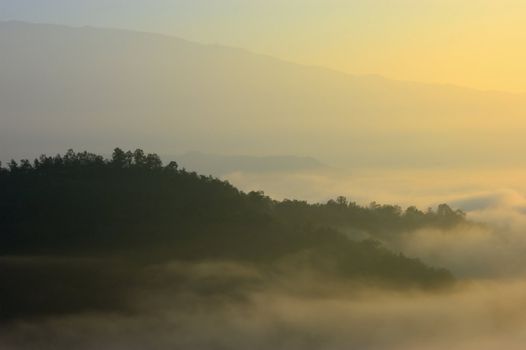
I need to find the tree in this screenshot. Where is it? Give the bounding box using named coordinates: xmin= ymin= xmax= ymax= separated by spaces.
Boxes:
xmin=336 ymin=196 xmax=349 ymax=207
xmin=8 ymin=160 xmax=18 ymax=171
xmin=112 ymin=148 xmax=127 ymax=168
xmin=133 ymin=149 xmax=147 ymax=167
xmin=145 ymin=153 xmax=162 ymax=169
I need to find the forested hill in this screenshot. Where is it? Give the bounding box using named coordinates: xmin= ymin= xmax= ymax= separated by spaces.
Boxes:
xmin=0 ymin=149 xmax=461 ymax=290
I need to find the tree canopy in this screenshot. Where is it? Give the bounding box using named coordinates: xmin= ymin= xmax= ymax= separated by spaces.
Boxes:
xmin=0 ymin=149 xmax=463 ymax=320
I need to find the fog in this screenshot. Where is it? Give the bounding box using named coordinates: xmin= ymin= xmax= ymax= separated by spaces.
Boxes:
xmin=3 ymin=260 xmax=526 ymax=350
xmin=3 ymin=20 xmax=526 ymax=350
xmin=3 ymin=162 xmax=526 ymax=349
xmin=4 ymin=146 xmax=526 ymax=350
xmin=223 ymin=166 xmax=526 ymax=207
xmin=223 ymin=166 xmax=526 ymax=278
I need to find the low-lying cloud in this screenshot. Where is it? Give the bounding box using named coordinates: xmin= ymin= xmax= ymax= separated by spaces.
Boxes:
xmin=225 ymin=167 xmax=526 ymax=279
xmin=4 ymin=167 xmax=526 ymax=349
xmin=2 ymin=261 xmax=526 ymax=350
xmin=397 ymin=189 xmax=526 ymax=278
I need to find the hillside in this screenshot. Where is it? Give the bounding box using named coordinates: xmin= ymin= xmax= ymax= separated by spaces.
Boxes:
xmin=0 ymin=149 xmax=458 ymax=321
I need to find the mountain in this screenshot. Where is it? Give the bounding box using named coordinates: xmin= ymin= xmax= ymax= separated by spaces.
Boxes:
xmin=1 ymin=21 xmax=526 ymax=167
xmin=173 ymin=152 xmax=326 ymax=176
xmin=0 ymin=149 xmax=456 ymax=320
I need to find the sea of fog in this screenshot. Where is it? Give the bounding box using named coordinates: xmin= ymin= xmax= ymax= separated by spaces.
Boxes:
xmin=3 ymin=262 xmax=526 ymax=350
xmin=226 ymin=166 xmax=526 ymax=277
xmin=4 ymin=166 xmax=526 ymax=349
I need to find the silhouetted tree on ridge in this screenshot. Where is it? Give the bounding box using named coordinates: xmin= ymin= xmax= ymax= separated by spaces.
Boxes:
xmin=0 ymin=149 xmax=461 ymax=287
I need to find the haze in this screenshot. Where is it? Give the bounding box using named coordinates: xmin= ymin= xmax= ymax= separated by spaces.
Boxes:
xmin=2 ymin=0 xmax=526 ymax=92
xmin=2 ymin=2 xmax=526 ymax=350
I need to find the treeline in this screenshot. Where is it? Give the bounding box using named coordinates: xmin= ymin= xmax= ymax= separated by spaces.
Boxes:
xmin=275 ymin=197 xmax=466 ymax=240
xmin=0 ymin=149 xmax=458 ymax=291
xmin=0 ymin=148 xmax=466 ymax=246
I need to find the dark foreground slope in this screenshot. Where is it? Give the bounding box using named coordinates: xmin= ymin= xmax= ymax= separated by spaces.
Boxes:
xmin=0 ymin=149 xmax=457 ymax=321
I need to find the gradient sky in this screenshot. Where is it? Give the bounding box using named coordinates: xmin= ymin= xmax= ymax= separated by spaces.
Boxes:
xmin=1 ymin=0 xmax=526 ymax=92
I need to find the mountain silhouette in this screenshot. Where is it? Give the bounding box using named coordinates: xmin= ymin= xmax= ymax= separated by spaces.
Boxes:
xmin=1 ymin=21 xmax=525 ymax=167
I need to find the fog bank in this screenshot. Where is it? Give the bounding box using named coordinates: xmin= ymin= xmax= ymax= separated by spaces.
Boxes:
xmin=2 ymin=261 xmax=526 ymax=350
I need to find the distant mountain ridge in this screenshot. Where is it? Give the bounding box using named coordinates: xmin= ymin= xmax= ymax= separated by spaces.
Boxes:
xmin=1 ymin=21 xmax=526 ymax=167
xmin=173 ymin=152 xmax=326 ymax=175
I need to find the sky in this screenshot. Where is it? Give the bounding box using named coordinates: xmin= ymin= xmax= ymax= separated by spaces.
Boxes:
xmin=1 ymin=0 xmax=526 ymax=93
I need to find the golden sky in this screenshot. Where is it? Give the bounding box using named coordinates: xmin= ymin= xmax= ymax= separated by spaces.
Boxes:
xmin=185 ymin=0 xmax=526 ymax=93
xmin=2 ymin=0 xmax=526 ymax=92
